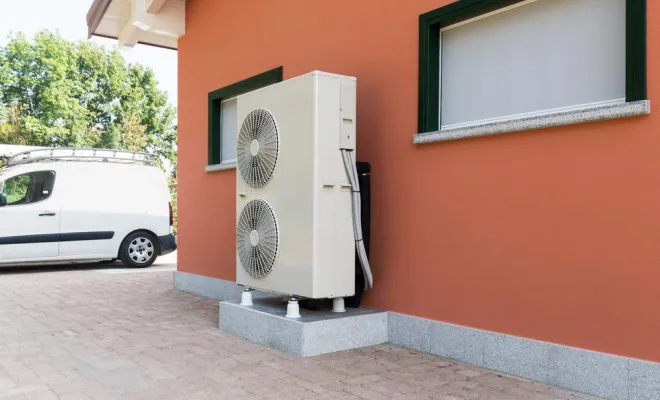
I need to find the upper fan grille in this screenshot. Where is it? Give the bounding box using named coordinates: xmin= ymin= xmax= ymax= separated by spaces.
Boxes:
xmin=236 ymin=199 xmax=279 ymax=279
xmin=237 ymin=108 xmax=279 ymax=188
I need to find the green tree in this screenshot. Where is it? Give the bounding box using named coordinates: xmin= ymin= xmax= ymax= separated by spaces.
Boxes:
xmin=0 ymin=101 xmax=30 ymax=145
xmin=0 ymin=30 xmax=176 ymax=165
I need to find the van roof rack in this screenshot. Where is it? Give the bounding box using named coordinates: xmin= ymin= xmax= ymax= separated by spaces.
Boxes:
xmin=7 ymin=147 xmax=157 ymax=167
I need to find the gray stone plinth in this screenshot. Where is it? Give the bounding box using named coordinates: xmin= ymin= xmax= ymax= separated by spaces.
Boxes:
xmin=219 ymin=298 xmax=388 ymax=357
xmin=178 ymin=271 xmax=660 ymax=400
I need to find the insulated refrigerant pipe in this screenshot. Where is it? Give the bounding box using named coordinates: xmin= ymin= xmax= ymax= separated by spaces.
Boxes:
xmin=341 ymin=149 xmax=374 ymax=290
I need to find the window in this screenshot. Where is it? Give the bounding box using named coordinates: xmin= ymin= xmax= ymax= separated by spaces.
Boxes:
xmin=417 ymin=0 xmax=648 ymax=141
xmin=220 ymin=97 xmax=238 ymax=162
xmin=208 ymin=67 xmax=283 ymax=168
xmin=3 ymin=174 xmax=31 ymax=205
xmin=1 ymin=171 xmax=56 ymax=206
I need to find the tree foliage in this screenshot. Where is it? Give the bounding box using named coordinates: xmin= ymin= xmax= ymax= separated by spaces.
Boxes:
xmin=0 ymin=31 xmax=176 ymax=164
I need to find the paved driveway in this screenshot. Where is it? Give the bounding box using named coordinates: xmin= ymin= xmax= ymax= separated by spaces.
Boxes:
xmin=0 ymin=263 xmax=599 ymax=400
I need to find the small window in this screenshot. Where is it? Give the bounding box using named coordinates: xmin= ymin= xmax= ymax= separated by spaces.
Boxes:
xmin=417 ymin=0 xmax=647 ymax=136
xmin=220 ymin=97 xmax=238 ymax=162
xmin=208 ymin=67 xmax=283 ymax=166
xmin=1 ymin=171 xmax=56 ymax=206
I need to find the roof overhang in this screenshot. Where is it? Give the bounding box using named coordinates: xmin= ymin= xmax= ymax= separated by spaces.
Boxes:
xmin=86 ymin=0 xmax=185 ymax=50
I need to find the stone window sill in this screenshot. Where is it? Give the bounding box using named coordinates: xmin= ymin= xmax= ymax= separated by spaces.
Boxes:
xmin=205 ymin=161 xmax=236 ymax=172
xmin=413 ymin=100 xmax=651 ymax=144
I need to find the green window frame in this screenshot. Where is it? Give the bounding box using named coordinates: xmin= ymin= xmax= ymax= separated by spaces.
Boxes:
xmin=208 ymin=66 xmax=283 ymax=165
xmin=417 ymin=0 xmax=647 ymax=134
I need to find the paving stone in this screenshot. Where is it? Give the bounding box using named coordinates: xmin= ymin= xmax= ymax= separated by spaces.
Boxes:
xmin=343 ymin=385 xmax=386 ymax=400
xmin=0 ymin=266 xmax=602 ymax=400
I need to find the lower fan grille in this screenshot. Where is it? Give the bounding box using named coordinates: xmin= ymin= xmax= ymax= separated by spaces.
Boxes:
xmin=236 ymin=199 xmax=279 ymax=279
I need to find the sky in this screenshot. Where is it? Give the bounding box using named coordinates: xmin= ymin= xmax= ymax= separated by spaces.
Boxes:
xmin=0 ymin=0 xmax=178 ymax=107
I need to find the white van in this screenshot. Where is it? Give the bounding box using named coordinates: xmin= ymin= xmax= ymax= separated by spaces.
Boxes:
xmin=0 ymin=148 xmax=176 ymax=268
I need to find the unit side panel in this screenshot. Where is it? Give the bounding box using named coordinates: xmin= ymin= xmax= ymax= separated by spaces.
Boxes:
xmin=313 ymin=74 xmax=357 ymax=298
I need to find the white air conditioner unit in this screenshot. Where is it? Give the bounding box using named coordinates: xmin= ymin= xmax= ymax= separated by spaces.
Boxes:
xmin=235 ymin=71 xmax=371 ymax=301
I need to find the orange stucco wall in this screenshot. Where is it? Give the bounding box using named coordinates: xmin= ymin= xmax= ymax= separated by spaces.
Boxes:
xmin=178 ymin=0 xmax=660 ymax=362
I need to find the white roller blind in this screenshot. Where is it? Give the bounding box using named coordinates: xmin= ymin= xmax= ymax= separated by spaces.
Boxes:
xmin=440 ymin=0 xmax=626 ymax=129
xmin=220 ymin=98 xmax=238 ymax=162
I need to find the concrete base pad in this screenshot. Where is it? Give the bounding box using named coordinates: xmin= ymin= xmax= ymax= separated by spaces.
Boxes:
xmin=219 ymin=298 xmax=388 ymax=357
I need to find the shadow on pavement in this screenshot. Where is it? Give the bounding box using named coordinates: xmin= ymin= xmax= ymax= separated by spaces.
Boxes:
xmin=0 ymin=253 xmax=177 ymax=275
xmin=0 ymin=261 xmax=128 ymax=275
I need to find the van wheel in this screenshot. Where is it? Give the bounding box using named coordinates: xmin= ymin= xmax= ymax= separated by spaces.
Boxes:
xmin=119 ymin=232 xmax=158 ymax=268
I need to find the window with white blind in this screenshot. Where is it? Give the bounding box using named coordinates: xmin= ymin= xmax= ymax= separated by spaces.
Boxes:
xmin=416 ymin=0 xmax=648 ymax=143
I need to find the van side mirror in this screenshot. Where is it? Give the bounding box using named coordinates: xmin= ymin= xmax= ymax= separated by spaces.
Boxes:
xmin=0 ymin=193 xmax=6 ymax=207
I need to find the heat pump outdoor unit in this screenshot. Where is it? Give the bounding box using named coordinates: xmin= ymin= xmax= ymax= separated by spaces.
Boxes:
xmin=235 ymin=71 xmax=372 ymax=302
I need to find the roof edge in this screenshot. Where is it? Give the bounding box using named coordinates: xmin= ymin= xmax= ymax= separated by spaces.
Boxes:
xmin=87 ymin=0 xmax=113 ymax=39
xmin=92 ymin=33 xmax=178 ymax=51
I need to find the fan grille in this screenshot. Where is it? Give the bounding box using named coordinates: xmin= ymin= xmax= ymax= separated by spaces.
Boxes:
xmin=237 ymin=199 xmax=279 ymax=279
xmin=237 ymin=109 xmax=279 ymax=188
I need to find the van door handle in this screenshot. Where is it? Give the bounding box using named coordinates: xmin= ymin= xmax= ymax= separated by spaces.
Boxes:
xmin=38 ymin=212 xmax=56 ymax=217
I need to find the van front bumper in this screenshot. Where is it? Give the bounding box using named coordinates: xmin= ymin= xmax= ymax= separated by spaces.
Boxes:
xmin=158 ymin=233 xmax=177 ymax=255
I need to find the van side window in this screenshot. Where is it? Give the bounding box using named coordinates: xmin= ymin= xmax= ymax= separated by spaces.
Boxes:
xmin=1 ymin=171 xmax=56 ymax=206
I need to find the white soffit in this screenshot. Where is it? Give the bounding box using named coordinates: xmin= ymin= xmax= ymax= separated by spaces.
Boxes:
xmin=86 ymin=0 xmax=185 ymax=50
